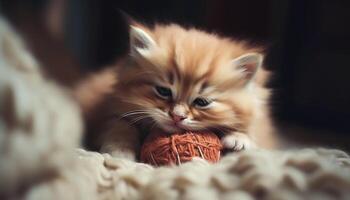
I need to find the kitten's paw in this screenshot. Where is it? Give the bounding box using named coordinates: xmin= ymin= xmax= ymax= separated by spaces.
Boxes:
xmin=221 ymin=133 xmax=256 ymax=151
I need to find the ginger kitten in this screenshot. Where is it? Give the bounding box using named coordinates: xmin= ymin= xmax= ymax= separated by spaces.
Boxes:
xmin=82 ymin=23 xmax=276 ymax=160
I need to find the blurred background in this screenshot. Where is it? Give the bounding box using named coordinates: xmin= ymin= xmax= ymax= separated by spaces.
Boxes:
xmin=1 ymin=0 xmax=349 ymax=150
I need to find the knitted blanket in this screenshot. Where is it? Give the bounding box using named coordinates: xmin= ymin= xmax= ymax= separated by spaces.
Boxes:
xmin=1 ymin=17 xmax=350 ymax=200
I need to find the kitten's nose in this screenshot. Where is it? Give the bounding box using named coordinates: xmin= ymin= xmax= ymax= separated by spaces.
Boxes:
xmin=169 ymin=111 xmax=187 ymax=122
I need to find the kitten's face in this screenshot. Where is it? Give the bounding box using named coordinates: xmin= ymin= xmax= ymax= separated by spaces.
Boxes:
xmin=116 ymin=25 xmax=263 ymax=134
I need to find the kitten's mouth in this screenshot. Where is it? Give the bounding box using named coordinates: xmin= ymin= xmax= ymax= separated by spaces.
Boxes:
xmin=160 ymin=121 xmax=190 ymax=133
xmin=173 ymin=121 xmax=187 ymax=129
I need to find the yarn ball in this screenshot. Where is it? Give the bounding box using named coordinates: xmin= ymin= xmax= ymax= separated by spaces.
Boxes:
xmin=140 ymin=131 xmax=222 ymax=166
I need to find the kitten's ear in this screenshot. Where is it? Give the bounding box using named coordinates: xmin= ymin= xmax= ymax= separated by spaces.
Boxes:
xmin=129 ymin=26 xmax=156 ymax=57
xmin=232 ymin=53 xmax=263 ymax=84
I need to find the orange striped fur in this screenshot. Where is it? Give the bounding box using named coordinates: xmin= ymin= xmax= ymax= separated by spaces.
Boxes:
xmin=83 ymin=23 xmax=277 ymax=159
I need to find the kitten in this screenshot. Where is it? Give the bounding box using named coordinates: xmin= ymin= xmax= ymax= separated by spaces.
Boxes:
xmin=80 ymin=23 xmax=277 ymax=160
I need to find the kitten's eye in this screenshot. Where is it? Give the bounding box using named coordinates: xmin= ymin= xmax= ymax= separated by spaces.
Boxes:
xmin=155 ymin=86 xmax=172 ymax=99
xmin=193 ymin=98 xmax=212 ymax=108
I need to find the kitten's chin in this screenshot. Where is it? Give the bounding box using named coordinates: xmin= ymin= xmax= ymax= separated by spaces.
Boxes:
xmin=157 ymin=121 xmax=202 ymax=134
xmin=158 ymin=123 xmax=183 ymax=133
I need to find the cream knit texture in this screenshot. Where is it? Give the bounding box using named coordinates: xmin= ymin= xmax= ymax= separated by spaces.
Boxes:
xmin=1 ymin=17 xmax=350 ymax=200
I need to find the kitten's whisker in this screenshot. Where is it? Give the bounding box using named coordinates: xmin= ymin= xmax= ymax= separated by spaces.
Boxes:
xmin=128 ymin=117 xmax=144 ymax=125
xmin=129 ymin=118 xmax=147 ymax=126
xmin=128 ymin=115 xmax=151 ymax=126
xmin=117 ymin=110 xmax=151 ymax=120
xmin=149 ymin=120 xmax=158 ymax=131
xmin=123 ymin=115 xmax=145 ymax=122
xmin=120 ymin=111 xmax=149 ymax=118
xmin=120 ymin=109 xmax=150 ymax=115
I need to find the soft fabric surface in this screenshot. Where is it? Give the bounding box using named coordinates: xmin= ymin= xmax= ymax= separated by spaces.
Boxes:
xmin=1 ymin=17 xmax=350 ymax=200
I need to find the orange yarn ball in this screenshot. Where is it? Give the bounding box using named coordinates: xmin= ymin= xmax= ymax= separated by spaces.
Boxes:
xmin=140 ymin=131 xmax=222 ymax=166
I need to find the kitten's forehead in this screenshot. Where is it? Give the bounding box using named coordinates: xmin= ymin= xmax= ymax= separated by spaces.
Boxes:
xmin=155 ymin=26 xmax=231 ymax=75
xmin=150 ymin=25 xmax=251 ymax=90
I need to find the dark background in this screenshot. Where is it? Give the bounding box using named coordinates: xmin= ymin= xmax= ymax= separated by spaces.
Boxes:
xmin=1 ymin=0 xmax=350 ymax=150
